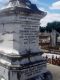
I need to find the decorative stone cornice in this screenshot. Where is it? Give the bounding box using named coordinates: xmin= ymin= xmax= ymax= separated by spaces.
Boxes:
xmin=0 ymin=0 xmax=47 ymax=17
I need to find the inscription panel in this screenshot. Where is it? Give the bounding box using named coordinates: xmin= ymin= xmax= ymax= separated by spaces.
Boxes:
xmin=19 ymin=21 xmax=40 ymax=53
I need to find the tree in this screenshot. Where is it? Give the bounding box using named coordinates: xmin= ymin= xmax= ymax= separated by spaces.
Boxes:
xmin=46 ymin=21 xmax=60 ymax=33
xmin=40 ymin=27 xmax=46 ymax=32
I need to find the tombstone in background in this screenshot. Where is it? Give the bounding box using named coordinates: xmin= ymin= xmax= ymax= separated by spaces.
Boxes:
xmin=0 ymin=0 xmax=52 ymax=80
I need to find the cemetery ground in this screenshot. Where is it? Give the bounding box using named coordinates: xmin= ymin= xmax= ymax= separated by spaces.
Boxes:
xmin=47 ymin=63 xmax=60 ymax=80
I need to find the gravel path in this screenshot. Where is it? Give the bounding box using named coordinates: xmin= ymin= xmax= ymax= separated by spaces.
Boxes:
xmin=47 ymin=64 xmax=60 ymax=80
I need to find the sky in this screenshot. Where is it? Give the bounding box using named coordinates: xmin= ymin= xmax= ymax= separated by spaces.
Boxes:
xmin=30 ymin=0 xmax=60 ymax=27
xmin=0 ymin=0 xmax=60 ymax=27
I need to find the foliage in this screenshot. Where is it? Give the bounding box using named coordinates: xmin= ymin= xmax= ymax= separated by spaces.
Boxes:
xmin=40 ymin=27 xmax=46 ymax=32
xmin=46 ymin=21 xmax=60 ymax=32
xmin=40 ymin=21 xmax=60 ymax=33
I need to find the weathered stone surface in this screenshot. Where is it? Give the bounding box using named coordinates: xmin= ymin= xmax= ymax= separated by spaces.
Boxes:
xmin=0 ymin=0 xmax=47 ymax=80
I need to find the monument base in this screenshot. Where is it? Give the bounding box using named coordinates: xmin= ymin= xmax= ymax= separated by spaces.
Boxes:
xmin=0 ymin=54 xmax=52 ymax=80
